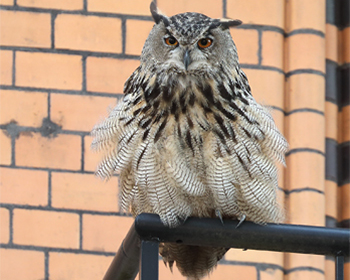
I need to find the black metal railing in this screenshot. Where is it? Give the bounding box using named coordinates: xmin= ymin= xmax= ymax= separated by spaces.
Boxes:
xmin=103 ymin=213 xmax=350 ymax=280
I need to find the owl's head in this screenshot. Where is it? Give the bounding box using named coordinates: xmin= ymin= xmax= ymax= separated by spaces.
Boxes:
xmin=141 ymin=2 xmax=242 ymax=78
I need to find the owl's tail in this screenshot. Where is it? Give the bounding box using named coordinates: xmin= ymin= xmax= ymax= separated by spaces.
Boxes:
xmin=159 ymin=243 xmax=228 ymax=280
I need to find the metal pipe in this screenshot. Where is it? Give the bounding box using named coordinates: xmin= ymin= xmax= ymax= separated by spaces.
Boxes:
xmin=135 ymin=213 xmax=350 ymax=256
xmin=103 ymin=222 xmax=140 ymax=280
xmin=336 ymin=254 xmax=345 ymax=280
xmin=103 ymin=213 xmax=350 ymax=280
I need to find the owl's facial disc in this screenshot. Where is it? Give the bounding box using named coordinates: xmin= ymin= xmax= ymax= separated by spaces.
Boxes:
xmin=167 ymin=45 xmax=208 ymax=73
xmin=163 ymin=34 xmax=214 ymax=73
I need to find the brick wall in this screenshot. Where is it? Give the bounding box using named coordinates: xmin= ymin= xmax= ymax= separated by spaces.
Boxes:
xmin=0 ymin=1 xmax=349 ymax=280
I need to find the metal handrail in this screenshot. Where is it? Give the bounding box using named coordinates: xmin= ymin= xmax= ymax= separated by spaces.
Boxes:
xmin=103 ymin=213 xmax=350 ymax=280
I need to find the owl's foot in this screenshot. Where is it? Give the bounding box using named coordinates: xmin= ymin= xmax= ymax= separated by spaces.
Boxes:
xmin=215 ymin=209 xmax=224 ymax=225
xmin=236 ymin=214 xmax=246 ymax=228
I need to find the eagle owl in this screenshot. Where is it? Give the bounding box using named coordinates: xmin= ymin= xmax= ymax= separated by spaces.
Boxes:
xmin=92 ymin=3 xmax=288 ymax=279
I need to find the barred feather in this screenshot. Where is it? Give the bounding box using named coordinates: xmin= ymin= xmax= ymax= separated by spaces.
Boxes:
xmin=159 ymin=243 xmax=228 ymax=280
xmin=119 ymin=165 xmax=136 ymax=211
xmin=164 ymin=136 xmax=206 ymax=196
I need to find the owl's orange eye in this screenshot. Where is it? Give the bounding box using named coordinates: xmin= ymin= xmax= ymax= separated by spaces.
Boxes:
xmin=198 ymin=38 xmax=212 ymax=49
xmin=165 ymin=36 xmax=178 ymax=46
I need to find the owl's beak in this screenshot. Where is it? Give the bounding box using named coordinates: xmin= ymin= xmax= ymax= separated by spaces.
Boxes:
xmin=183 ymin=49 xmax=191 ymax=70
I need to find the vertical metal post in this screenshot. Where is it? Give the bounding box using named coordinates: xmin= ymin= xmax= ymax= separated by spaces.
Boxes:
xmin=335 ymin=254 xmax=344 ymax=280
xmin=139 ymin=240 xmax=159 ymax=280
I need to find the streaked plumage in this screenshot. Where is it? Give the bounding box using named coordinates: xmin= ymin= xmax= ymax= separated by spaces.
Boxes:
xmin=92 ymin=3 xmax=288 ymax=279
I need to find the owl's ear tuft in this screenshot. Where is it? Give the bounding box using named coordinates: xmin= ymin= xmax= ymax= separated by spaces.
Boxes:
xmin=219 ymin=18 xmax=242 ymax=29
xmin=150 ymin=2 xmax=170 ymax=26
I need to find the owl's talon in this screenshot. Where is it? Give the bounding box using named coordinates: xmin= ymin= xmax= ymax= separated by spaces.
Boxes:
xmin=236 ymin=214 xmax=246 ymax=228
xmin=215 ymin=210 xmax=224 ymax=225
xmin=179 ymin=216 xmax=188 ymax=225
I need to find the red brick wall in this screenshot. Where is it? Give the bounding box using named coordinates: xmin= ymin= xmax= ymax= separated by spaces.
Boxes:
xmin=0 ymin=1 xmax=349 ymax=280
